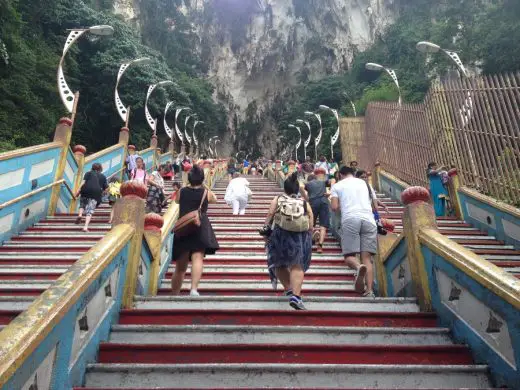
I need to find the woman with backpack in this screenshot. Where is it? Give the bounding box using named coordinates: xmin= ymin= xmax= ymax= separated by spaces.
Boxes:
xmin=263 ymin=172 xmax=313 ymax=310
xmin=75 ymin=163 xmax=108 ymax=232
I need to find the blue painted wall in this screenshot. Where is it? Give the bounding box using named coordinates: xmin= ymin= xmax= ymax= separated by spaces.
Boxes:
xmin=381 ymin=238 xmax=408 ymax=297
xmin=422 ymin=244 xmax=520 ymax=389
xmin=459 ymin=190 xmax=520 ymax=249
xmin=379 ymin=173 xmax=408 ymax=203
xmin=2 ymin=243 xmax=130 ymax=389
xmin=83 ymin=146 xmax=125 ymax=181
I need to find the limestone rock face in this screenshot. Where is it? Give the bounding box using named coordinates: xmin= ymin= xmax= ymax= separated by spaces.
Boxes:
xmin=114 ymin=0 xmax=397 ymax=155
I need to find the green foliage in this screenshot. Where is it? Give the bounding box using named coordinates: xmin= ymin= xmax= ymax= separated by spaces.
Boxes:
xmin=0 ymin=0 xmax=227 ymax=153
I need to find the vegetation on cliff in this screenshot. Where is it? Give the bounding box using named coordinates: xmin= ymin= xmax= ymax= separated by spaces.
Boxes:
xmin=0 ymin=0 xmax=227 ymax=153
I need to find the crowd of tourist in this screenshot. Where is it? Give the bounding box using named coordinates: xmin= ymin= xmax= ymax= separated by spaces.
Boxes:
xmin=75 ymin=150 xmax=413 ymax=310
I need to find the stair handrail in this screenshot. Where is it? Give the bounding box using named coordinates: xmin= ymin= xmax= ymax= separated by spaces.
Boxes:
xmin=0 ymin=179 xmax=76 ymax=210
xmin=419 ymin=227 xmax=520 ymax=308
xmin=0 ymin=223 xmax=134 ymax=387
xmin=83 ymin=143 xmax=125 ymax=163
xmin=0 ymin=141 xmax=62 ymax=162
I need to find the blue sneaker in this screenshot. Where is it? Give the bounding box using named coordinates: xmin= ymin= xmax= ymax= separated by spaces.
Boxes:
xmin=285 ymin=289 xmax=293 ymax=296
xmin=289 ymin=295 xmax=306 ymax=310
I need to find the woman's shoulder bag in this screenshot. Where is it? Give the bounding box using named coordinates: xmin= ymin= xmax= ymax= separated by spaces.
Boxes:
xmin=173 ymin=189 xmax=207 ymax=237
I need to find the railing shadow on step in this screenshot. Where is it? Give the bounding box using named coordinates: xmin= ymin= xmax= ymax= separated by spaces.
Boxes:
xmin=0 ymin=224 xmax=133 ymax=389
xmin=375 ymin=185 xmax=520 ymax=389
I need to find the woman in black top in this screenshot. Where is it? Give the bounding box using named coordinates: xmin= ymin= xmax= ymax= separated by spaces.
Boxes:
xmin=75 ymin=163 xmax=108 ymax=232
xmin=172 ymin=165 xmax=219 ymax=296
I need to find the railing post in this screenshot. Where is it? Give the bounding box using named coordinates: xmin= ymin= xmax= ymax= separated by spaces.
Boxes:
xmin=69 ymin=145 xmax=86 ymax=213
xmin=48 ymin=118 xmax=73 ymax=216
xmin=373 ymin=162 xmax=381 ymax=192
xmin=144 ymin=213 xmax=164 ymax=295
xmin=168 ymin=140 xmax=175 ymax=162
xmin=447 ymin=168 xmax=464 ymax=220
xmin=112 ymin=181 xmax=147 ymax=308
xmin=119 ymin=127 xmax=130 ymax=181
xmin=401 ymin=186 xmax=437 ymax=311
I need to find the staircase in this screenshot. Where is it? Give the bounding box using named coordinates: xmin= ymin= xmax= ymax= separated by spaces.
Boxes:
xmin=78 ymin=175 xmax=497 ymax=389
xmin=375 ymin=193 xmax=520 ymax=279
xmin=0 ymin=180 xmax=178 ymax=330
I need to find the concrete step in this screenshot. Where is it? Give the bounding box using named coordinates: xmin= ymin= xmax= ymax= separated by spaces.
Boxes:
xmin=109 ymin=324 xmax=453 ymax=345
xmin=83 ymin=363 xmax=492 ymax=388
xmin=0 ymin=296 xmax=34 ymax=310
xmin=133 ymin=296 xmax=420 ymax=312
xmin=160 ymin=279 xmax=357 ymax=291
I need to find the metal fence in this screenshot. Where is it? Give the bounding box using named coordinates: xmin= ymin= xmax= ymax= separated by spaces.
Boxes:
xmin=355 ymin=73 xmax=520 ymax=206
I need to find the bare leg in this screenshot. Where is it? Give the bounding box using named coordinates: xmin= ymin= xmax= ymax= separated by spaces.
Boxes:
xmin=190 ymin=251 xmax=204 ymax=292
xmin=289 ymin=265 xmax=305 ymax=296
xmin=361 ymin=252 xmax=374 ymax=293
xmin=83 ymin=215 xmax=92 ymax=232
xmin=171 ymin=251 xmax=189 ymax=294
xmin=319 ymin=227 xmax=327 ymax=246
xmin=275 ymin=267 xmax=291 ymax=291
xmin=345 ymin=254 xmax=366 ymax=294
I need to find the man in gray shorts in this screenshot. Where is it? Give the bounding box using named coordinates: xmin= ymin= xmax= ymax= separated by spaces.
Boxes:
xmin=330 ymin=166 xmax=377 ymax=297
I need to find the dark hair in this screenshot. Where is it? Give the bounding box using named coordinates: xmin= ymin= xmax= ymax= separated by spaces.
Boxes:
xmin=355 ymin=169 xmax=366 ymax=178
xmin=109 ymin=176 xmax=120 ymax=183
xmin=349 ymin=161 xmax=358 ymax=166
xmin=340 ymin=166 xmax=356 ymax=176
xmin=307 ymin=174 xmax=317 ymax=182
xmin=283 ymin=172 xmax=300 ymax=195
xmin=172 ymin=182 xmax=181 ymax=189
xmin=320 ymin=155 xmax=326 ymax=162
xmin=428 ymin=162 xmax=437 ymax=169
xmin=188 ymin=165 xmax=205 ymax=186
xmin=159 ymin=164 xmax=169 ymax=173
xmin=92 ymin=163 xmax=102 ymax=172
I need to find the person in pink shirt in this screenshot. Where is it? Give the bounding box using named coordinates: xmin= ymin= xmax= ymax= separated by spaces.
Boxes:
xmin=130 ymin=157 xmax=148 ymax=184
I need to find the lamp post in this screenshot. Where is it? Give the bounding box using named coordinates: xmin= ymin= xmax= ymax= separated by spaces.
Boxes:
xmin=192 ymin=120 xmax=204 ymax=158
xmin=115 ymin=57 xmax=151 ymax=125
xmin=319 ymin=105 xmax=340 ymax=160
xmin=417 ymin=40 xmax=477 ymax=181
xmin=365 ymin=63 xmax=402 ymax=105
xmin=289 ymin=124 xmax=306 ymax=160
xmin=304 ymin=112 xmax=323 ymax=159
xmin=342 ymin=94 xmax=357 ymax=117
xmin=145 ymin=80 xmax=174 ymax=135
xmin=288 ymin=125 xmax=302 ymax=161
xmin=184 ymin=115 xmax=195 ymax=155
xmin=175 ymin=107 xmax=190 ymax=155
xmin=58 ymin=25 xmax=114 ymax=120
xmin=209 ymin=136 xmax=219 ymax=158
xmin=296 ymin=119 xmax=315 ymax=160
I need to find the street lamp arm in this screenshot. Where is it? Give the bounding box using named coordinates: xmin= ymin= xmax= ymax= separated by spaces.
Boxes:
xmin=115 ymin=57 xmax=151 ymax=124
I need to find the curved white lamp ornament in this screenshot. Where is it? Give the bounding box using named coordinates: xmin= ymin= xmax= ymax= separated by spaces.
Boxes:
xmin=175 ymin=107 xmax=190 ymax=143
xmin=342 ymin=94 xmax=357 ymax=117
xmin=163 ymin=101 xmax=175 ymax=139
xmin=417 ymin=40 xmax=477 ymax=180
xmin=290 ymin=126 xmax=302 ymax=161
xmin=416 ymin=41 xmax=471 ymax=125
xmin=296 ymin=119 xmax=313 ymax=159
xmin=184 ymin=115 xmax=194 ymax=145
xmin=304 ymin=112 xmax=323 ymax=158
xmin=115 ymin=57 xmax=151 ymax=124
xmin=289 ymin=124 xmax=305 ymax=160
xmin=58 ymin=25 xmax=114 ymax=113
xmin=192 ymin=121 xmax=204 ymax=147
xmin=319 ymin=105 xmax=340 ymax=160
xmin=145 ymin=80 xmax=174 ymax=134
xmin=365 ymin=63 xmax=402 ymax=105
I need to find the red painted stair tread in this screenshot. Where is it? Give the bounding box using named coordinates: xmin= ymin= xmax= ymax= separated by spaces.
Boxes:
xmin=98 ymin=343 xmax=474 ymax=365
xmin=119 ymin=309 xmax=438 ymax=327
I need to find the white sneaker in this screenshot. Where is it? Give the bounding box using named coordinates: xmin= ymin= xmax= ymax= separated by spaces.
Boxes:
xmin=190 ymin=289 xmax=200 ymax=297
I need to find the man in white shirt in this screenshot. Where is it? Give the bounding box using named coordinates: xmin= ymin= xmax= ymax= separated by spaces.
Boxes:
xmin=315 ymin=156 xmax=330 ymax=175
xmin=330 ymin=166 xmax=377 ymax=298
xmin=224 ymin=173 xmax=251 ymax=215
